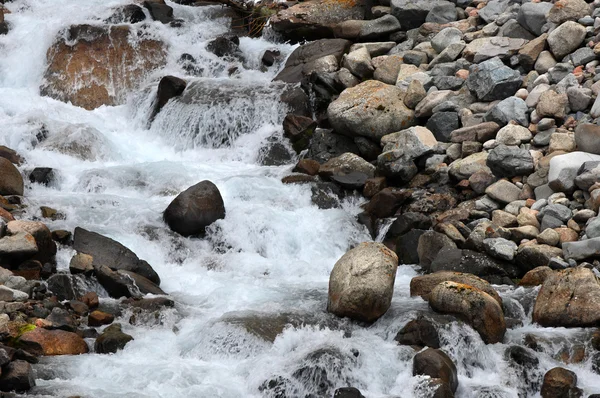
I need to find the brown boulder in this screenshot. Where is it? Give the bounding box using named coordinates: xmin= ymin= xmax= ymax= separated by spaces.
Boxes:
xmin=519 ymin=266 xmax=555 ymax=286
xmin=41 ymin=24 xmax=166 ymax=110
xmin=541 ymin=367 xmax=582 ymax=398
xmin=7 ymin=220 xmax=57 ymax=265
xmin=19 ymin=328 xmax=88 ymax=356
xmin=88 ymin=310 xmax=115 ymax=327
xmin=410 ymin=271 xmax=502 ymax=306
xmin=413 ymin=348 xmax=458 ymax=393
xmin=429 ymin=281 xmax=506 ymax=344
xmin=0 ymin=157 xmax=23 ymax=196
xmin=533 ymin=267 xmax=600 ymax=327
xmin=0 ymin=360 xmax=35 ymax=392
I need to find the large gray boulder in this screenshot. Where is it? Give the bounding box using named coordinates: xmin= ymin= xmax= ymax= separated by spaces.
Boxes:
xmin=563 ymin=238 xmax=600 ymax=261
xmin=517 ymin=2 xmax=553 ymax=36
xmin=327 ymin=80 xmax=415 ymax=141
xmin=73 ymin=227 xmax=160 ymax=284
xmin=274 ymin=39 xmax=352 ymax=83
xmin=163 ymin=180 xmax=226 ymax=237
xmin=328 ymin=242 xmax=398 ymax=322
xmin=466 ymin=57 xmax=522 ymax=101
xmin=390 ymin=0 xmax=445 ymax=30
xmin=486 ymin=145 xmax=534 ymax=178
xmin=547 ymin=21 xmax=586 ymax=60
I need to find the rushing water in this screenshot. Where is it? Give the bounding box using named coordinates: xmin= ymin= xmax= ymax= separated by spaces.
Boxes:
xmin=2 ymin=0 xmax=600 ymax=397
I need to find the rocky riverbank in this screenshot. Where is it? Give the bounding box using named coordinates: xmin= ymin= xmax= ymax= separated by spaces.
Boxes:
xmin=2 ymin=0 xmax=600 ymax=396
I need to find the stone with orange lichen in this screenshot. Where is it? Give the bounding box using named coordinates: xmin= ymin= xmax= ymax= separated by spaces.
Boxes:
xmin=429 ymin=281 xmax=506 ymax=344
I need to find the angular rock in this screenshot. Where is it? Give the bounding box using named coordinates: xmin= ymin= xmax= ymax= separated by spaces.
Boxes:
xmin=485 ymin=180 xmax=521 ymax=204
xmin=463 ymin=37 xmax=528 ymax=63
xmin=549 ymin=152 xmax=600 ymax=192
xmin=487 ymin=145 xmax=534 ymax=178
xmin=547 ymin=0 xmax=590 ymax=24
xmin=390 ymin=0 xmax=441 ymax=30
xmin=518 ymin=2 xmax=553 ymax=36
xmin=328 ymin=242 xmax=398 ymax=322
xmin=275 ymin=39 xmax=352 ymax=83
xmin=0 ymin=360 xmax=35 ymax=393
xmin=417 ymin=231 xmax=457 ymax=271
xmin=483 ymin=97 xmax=529 ymax=127
xmin=74 ymin=227 xmax=159 ymax=284
xmin=466 ymin=57 xmax=522 ymax=101
xmin=563 ymin=237 xmax=600 ymax=261
xmin=575 ymin=124 xmax=600 ymax=155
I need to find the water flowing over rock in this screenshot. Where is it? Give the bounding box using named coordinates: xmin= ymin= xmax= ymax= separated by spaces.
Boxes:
xmin=328 ymin=242 xmax=398 ymax=322
xmin=40 ymin=24 xmax=167 ymax=110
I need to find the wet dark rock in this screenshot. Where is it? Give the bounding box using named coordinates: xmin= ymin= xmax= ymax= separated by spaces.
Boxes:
xmin=413 ymin=348 xmax=458 ymax=393
xmin=143 ymin=0 xmax=174 ymax=24
xmin=395 ymin=229 xmax=427 ymax=265
xmin=262 ymin=50 xmax=281 ymax=67
xmin=46 ymin=307 xmax=77 ymax=332
xmin=74 ymin=227 xmax=160 ymax=284
xmin=206 ymin=36 xmax=242 ymax=59
xmin=51 ymin=230 xmax=72 ymax=245
xmin=259 ymin=139 xmax=295 ymax=166
xmin=95 ymin=265 xmax=144 ymax=299
xmin=28 ymin=167 xmax=55 ymax=186
xmin=386 ymin=212 xmax=432 ymax=238
xmin=311 ymin=181 xmax=344 ymax=209
xmin=430 ymin=247 xmax=521 ymax=281
xmin=541 ymin=367 xmax=582 ymax=398
xmin=395 ymin=318 xmax=440 ymax=348
xmin=426 ymin=111 xmax=460 ymax=142
xmin=151 ymin=76 xmax=187 ymax=120
xmin=88 ymin=310 xmax=115 ymax=327
xmin=106 ymin=4 xmax=146 ymax=24
xmin=307 ymin=129 xmax=360 ymax=165
xmin=333 ymin=387 xmax=365 ymax=398
xmin=0 ymin=360 xmax=35 ymax=393
xmin=364 ymin=187 xmax=411 ymax=218
xmin=417 ymin=231 xmax=457 ymax=271
xmin=46 ymin=273 xmax=79 ymax=301
xmin=0 ymin=146 xmax=23 ymax=165
xmin=283 ymin=114 xmax=317 ymax=153
xmin=94 ymin=323 xmax=133 ymax=354
xmin=123 ymin=297 xmax=175 ymax=311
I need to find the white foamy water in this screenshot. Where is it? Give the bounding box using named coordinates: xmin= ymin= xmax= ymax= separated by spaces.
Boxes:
xmin=2 ymin=0 xmax=600 ymax=397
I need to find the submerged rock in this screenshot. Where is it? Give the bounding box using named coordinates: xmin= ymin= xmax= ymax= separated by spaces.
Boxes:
xmin=41 ymin=24 xmax=166 ymax=110
xmin=328 ymin=242 xmax=398 ymax=322
xmin=163 ymin=180 xmax=225 ymax=237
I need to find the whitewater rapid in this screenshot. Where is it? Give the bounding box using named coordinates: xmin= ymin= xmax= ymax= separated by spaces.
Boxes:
xmin=1 ymin=0 xmax=600 ymax=397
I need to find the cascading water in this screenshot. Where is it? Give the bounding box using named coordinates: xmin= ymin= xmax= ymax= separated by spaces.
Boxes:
xmin=2 ymin=0 xmax=600 ymax=397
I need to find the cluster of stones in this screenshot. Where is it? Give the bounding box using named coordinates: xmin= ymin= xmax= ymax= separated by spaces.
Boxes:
xmin=0 ymin=139 xmax=216 ymax=392
xmin=264 ymin=0 xmax=600 ymax=395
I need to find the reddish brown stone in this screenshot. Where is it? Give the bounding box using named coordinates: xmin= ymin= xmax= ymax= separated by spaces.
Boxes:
xmin=88 ymin=310 xmax=115 ymax=327
xmin=19 ymin=328 xmax=89 ymax=356
xmin=80 ymin=292 xmax=99 ymax=310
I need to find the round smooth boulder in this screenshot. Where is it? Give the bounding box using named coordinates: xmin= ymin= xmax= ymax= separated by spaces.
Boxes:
xmin=429 ymin=281 xmax=506 ymax=344
xmin=0 ymin=157 xmax=24 ymax=196
xmin=327 ymin=242 xmax=399 ymax=322
xmin=163 ymin=180 xmax=225 ymax=236
xmin=413 ymin=348 xmax=458 ymax=393
xmin=541 ymin=367 xmax=582 ymax=398
xmin=327 ymin=80 xmax=415 ymax=141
